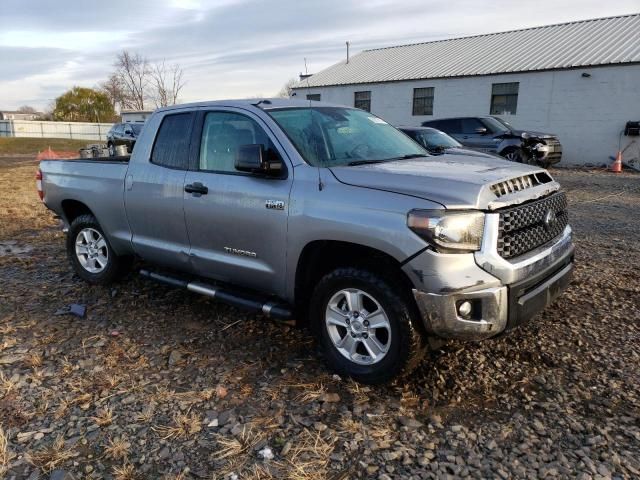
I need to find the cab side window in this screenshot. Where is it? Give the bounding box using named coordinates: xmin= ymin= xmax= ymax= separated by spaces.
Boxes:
xmin=151 ymin=113 xmax=193 ymax=169
xmin=460 ymin=118 xmax=485 ymax=134
xmin=199 ymin=111 xmax=281 ymax=173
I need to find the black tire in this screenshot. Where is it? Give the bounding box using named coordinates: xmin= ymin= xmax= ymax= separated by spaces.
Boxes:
xmin=66 ymin=214 xmax=131 ymax=285
xmin=502 ymin=147 xmax=525 ymax=163
xmin=309 ymin=267 xmax=426 ymax=384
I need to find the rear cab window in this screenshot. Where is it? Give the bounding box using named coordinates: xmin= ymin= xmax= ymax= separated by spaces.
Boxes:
xmin=150 ymin=113 xmax=194 ymax=169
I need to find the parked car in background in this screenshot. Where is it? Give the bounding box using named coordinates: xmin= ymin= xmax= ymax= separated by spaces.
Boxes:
xmin=106 ymin=122 xmax=144 ymax=156
xmin=38 ymin=99 xmax=573 ymax=384
xmin=398 ymin=126 xmax=500 ymax=159
xmin=422 ymin=116 xmax=562 ymax=167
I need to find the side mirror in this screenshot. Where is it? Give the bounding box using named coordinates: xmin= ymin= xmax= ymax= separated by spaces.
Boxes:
xmin=235 ymin=144 xmax=265 ymax=173
xmin=475 ymin=127 xmax=488 ymax=135
xmin=235 ymin=144 xmax=283 ymax=175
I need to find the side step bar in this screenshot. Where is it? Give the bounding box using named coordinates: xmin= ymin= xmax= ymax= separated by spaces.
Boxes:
xmin=139 ymin=269 xmax=293 ymax=320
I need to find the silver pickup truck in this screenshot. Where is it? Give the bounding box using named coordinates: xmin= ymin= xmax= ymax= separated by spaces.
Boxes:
xmin=39 ymin=99 xmax=574 ymax=384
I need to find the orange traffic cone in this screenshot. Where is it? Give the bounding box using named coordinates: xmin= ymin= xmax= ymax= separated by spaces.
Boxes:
xmin=611 ymin=151 xmax=622 ymax=173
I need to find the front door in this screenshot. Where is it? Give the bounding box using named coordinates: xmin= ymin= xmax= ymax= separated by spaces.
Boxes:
xmin=125 ymin=111 xmax=194 ymax=271
xmin=459 ymin=118 xmax=498 ymax=152
xmin=183 ymin=108 xmax=292 ymax=296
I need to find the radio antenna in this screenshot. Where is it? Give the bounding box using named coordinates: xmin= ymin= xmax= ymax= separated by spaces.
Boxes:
xmin=304 ymin=57 xmax=323 ymax=191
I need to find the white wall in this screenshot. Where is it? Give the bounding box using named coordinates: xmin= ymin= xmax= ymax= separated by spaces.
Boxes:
xmin=0 ymin=120 xmax=114 ymax=141
xmin=293 ymin=65 xmax=640 ymax=167
xmin=121 ymin=112 xmax=152 ymax=123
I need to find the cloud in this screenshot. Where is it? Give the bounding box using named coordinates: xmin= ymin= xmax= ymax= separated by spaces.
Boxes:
xmin=0 ymin=46 xmax=77 ymax=81
xmin=1 ymin=0 xmax=639 ymax=109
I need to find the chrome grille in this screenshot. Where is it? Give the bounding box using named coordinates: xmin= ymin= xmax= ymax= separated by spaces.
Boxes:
xmin=490 ymin=172 xmax=553 ymax=198
xmin=497 ymin=191 xmax=568 ymax=259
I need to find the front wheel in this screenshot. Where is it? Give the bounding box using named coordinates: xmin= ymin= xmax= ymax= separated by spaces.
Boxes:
xmin=310 ymin=267 xmax=426 ymax=384
xmin=66 ymin=214 xmax=131 ymax=285
xmin=502 ymin=147 xmax=525 ymax=163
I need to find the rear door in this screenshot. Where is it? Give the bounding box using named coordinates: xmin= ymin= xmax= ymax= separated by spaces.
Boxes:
xmin=124 ymin=111 xmax=195 ymax=271
xmin=459 ymin=118 xmax=498 ymax=152
xmin=182 ymin=108 xmax=292 ymax=295
xmin=429 ymin=119 xmax=462 ymax=142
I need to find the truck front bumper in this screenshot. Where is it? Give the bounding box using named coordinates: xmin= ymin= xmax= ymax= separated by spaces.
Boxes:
xmin=406 ymin=225 xmax=574 ymax=341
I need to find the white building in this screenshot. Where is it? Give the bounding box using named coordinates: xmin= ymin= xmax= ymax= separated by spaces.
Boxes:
xmin=292 ymin=14 xmax=640 ymax=167
xmin=121 ymin=110 xmax=153 ymax=123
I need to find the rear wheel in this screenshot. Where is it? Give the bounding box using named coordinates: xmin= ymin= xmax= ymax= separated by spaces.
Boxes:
xmin=66 ymin=214 xmax=131 ymax=285
xmin=310 ymin=267 xmax=426 ymax=384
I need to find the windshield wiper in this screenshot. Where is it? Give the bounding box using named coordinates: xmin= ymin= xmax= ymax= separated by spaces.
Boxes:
xmin=347 ymin=159 xmax=388 ymax=166
xmin=347 ymin=153 xmax=428 ymax=166
xmin=385 ymin=153 xmax=429 ymax=161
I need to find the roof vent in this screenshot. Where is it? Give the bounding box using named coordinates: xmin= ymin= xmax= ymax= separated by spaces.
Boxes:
xmin=490 ymin=172 xmax=552 ymax=198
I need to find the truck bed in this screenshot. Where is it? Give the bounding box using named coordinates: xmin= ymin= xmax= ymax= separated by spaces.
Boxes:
xmin=39 ymin=157 xmax=133 ymax=255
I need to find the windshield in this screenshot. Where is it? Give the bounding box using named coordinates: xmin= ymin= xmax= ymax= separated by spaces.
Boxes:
xmin=267 ymin=107 xmax=427 ymax=167
xmin=130 ymin=124 xmax=143 ymax=135
xmin=481 ymin=117 xmax=510 ymax=133
xmin=415 ymin=129 xmax=461 ymax=149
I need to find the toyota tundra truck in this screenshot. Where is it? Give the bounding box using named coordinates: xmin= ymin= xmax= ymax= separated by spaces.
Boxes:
xmin=38 ymin=99 xmax=574 ymax=384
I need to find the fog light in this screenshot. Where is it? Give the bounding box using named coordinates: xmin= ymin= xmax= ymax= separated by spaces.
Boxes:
xmin=457 ymin=301 xmax=473 ymax=319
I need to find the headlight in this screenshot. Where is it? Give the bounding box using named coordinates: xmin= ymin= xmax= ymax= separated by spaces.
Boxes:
xmin=407 ymin=210 xmax=485 ymax=252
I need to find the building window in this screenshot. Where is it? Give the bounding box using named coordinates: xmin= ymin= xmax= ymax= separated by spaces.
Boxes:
xmin=354 ymin=91 xmax=371 ymax=112
xmin=306 ymin=94 xmax=321 ymax=101
xmin=490 ymin=82 xmax=519 ymax=115
xmin=412 ymin=87 xmax=434 ymax=116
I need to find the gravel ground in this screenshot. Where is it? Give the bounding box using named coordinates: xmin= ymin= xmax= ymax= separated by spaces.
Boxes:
xmin=1 ymin=158 xmax=639 ymax=480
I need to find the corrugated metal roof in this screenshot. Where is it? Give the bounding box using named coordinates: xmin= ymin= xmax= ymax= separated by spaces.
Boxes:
xmin=296 ymin=14 xmax=640 ymax=88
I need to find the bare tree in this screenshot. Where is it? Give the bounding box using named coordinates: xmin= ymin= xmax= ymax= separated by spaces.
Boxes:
xmin=276 ymin=78 xmax=297 ymax=98
xmin=150 ymin=61 xmax=185 ymax=108
xmin=100 ymin=74 xmax=126 ymax=110
xmin=114 ymin=50 xmax=149 ymax=110
xmin=17 ymin=105 xmax=37 ymax=114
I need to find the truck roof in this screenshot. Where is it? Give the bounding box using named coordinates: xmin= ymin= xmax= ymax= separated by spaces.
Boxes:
xmin=156 ymin=98 xmax=352 ymax=113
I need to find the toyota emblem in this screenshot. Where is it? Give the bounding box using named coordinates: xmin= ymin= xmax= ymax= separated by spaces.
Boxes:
xmin=543 ymin=209 xmax=557 ymax=230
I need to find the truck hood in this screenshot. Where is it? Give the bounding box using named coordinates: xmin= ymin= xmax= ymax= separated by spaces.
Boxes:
xmin=329 ymin=155 xmax=556 ymax=210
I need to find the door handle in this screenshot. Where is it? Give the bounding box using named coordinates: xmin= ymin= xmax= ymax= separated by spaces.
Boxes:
xmin=185 ymin=182 xmax=208 ymax=195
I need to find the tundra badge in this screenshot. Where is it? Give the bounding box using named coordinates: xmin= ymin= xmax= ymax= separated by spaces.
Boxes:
xmin=265 ymin=200 xmax=285 ymax=210
xmin=224 ymin=247 xmax=257 ymax=258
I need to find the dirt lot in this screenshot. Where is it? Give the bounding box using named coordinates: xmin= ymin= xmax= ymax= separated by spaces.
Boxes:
xmin=1 ymin=157 xmax=639 ymax=479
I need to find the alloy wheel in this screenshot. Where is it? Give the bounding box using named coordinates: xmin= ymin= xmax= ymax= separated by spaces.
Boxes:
xmin=325 ymin=288 xmax=392 ymax=365
xmin=75 ymin=228 xmax=109 ymax=273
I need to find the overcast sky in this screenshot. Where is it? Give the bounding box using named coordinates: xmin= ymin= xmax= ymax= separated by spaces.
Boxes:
xmin=1 ymin=0 xmax=638 ymax=111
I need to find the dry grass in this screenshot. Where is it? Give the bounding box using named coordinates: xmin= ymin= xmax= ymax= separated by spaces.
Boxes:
xmin=25 ymin=352 xmax=43 ymax=368
xmin=113 ymin=463 xmax=138 ymax=480
xmin=153 ymin=412 xmax=202 ymax=440
xmin=135 ymin=405 xmax=156 ymax=423
xmin=54 ymin=398 xmax=72 ymax=420
xmin=0 ymin=426 xmax=12 ymax=478
xmin=284 ymin=429 xmax=336 ymax=480
xmin=104 ymin=437 xmax=130 ymax=461
xmin=0 ymin=159 xmax=56 ymax=240
xmin=0 ymin=371 xmax=18 ymax=397
xmin=27 ymin=435 xmax=76 ymax=472
xmin=345 ymin=380 xmax=371 ymax=404
xmin=213 ymin=425 xmax=264 ymax=461
xmin=289 ymin=381 xmax=327 ymax=403
xmin=0 ymin=137 xmax=88 ymax=156
xmin=93 ymin=407 xmax=115 ymax=426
